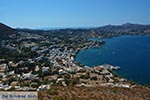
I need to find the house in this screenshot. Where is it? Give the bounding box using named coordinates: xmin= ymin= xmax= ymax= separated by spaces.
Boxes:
xmin=22 ymin=73 xmax=33 ymax=80
xmin=37 ymin=85 xmax=49 ymax=91
xmin=42 ymin=67 xmax=49 ymax=73
xmin=8 ymin=71 xmax=15 ymax=76
xmin=0 ymin=64 xmax=7 ymax=72
xmin=58 ymin=69 xmax=66 ymax=75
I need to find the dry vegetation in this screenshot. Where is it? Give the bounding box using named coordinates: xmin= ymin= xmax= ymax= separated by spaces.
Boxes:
xmin=38 ymin=85 xmax=150 ymax=100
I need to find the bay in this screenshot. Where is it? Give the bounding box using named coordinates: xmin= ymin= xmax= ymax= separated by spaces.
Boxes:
xmin=76 ymin=35 xmax=150 ymax=85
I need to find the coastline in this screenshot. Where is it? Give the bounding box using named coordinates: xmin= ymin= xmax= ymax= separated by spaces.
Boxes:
xmin=75 ymin=35 xmax=150 ymax=87
xmin=74 ymin=39 xmax=134 ymax=88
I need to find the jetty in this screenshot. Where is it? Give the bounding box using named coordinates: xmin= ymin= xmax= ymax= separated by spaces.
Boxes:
xmin=99 ymin=64 xmax=120 ymax=70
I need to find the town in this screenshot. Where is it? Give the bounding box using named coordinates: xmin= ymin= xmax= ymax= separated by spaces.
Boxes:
xmin=0 ymin=29 xmax=134 ymax=92
xmin=0 ymin=22 xmax=150 ymax=99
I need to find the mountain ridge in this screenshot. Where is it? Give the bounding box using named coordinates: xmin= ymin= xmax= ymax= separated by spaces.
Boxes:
xmin=0 ymin=22 xmax=15 ymax=36
xmin=1 ymin=22 xmax=150 ymax=35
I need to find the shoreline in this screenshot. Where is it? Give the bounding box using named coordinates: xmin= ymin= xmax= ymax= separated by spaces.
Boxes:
xmin=74 ymin=36 xmax=150 ymax=87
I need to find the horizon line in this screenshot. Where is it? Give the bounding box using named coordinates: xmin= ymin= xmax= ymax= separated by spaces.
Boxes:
xmin=1 ymin=22 xmax=150 ymax=30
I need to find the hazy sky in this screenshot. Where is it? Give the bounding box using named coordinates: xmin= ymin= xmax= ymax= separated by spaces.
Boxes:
xmin=0 ymin=0 xmax=150 ymax=28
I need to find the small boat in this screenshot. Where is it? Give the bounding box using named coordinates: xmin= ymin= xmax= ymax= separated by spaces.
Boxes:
xmin=113 ymin=66 xmax=120 ymax=70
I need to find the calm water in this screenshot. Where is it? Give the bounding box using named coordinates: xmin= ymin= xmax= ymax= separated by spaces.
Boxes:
xmin=76 ymin=35 xmax=150 ymax=85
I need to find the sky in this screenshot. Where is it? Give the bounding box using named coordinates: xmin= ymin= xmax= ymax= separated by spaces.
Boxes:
xmin=0 ymin=0 xmax=150 ymax=29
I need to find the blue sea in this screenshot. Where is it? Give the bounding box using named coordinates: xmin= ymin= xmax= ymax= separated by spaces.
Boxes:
xmin=76 ymin=35 xmax=150 ymax=85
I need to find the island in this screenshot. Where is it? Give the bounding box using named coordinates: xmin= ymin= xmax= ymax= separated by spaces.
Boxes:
xmin=0 ymin=22 xmax=150 ymax=100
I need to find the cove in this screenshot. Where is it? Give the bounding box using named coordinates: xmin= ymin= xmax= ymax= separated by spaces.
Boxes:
xmin=76 ymin=35 xmax=150 ymax=85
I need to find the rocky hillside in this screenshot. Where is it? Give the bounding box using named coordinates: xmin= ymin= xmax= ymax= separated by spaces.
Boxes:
xmin=39 ymin=85 xmax=150 ymax=100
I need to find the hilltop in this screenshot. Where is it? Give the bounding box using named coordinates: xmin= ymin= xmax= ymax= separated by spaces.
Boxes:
xmin=0 ymin=23 xmax=15 ymax=39
xmin=0 ymin=23 xmax=15 ymax=33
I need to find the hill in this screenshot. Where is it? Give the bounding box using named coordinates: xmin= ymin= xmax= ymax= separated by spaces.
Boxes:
xmin=39 ymin=85 xmax=150 ymax=100
xmin=94 ymin=23 xmax=150 ymax=34
xmin=0 ymin=22 xmax=15 ymax=38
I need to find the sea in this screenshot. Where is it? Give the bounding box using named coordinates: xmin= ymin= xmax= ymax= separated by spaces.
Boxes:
xmin=76 ymin=35 xmax=150 ymax=85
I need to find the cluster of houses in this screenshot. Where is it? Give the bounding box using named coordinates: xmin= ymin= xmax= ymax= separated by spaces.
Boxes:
xmin=0 ymin=31 xmax=132 ymax=91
